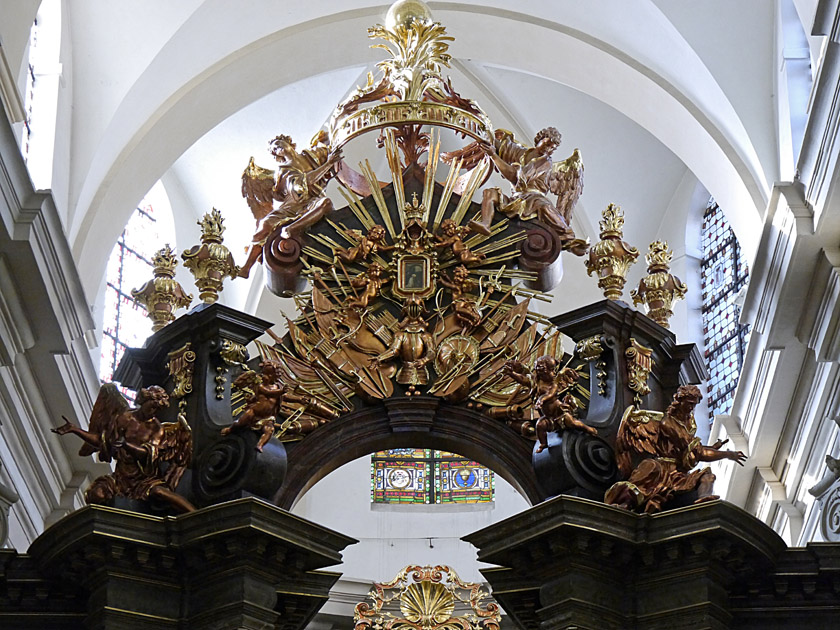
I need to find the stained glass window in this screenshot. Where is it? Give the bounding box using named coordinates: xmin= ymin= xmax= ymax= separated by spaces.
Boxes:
xmin=701 ymin=200 xmax=751 ymax=418
xmin=371 ymin=449 xmax=494 ymax=504
xmin=99 ymin=201 xmax=167 ymax=394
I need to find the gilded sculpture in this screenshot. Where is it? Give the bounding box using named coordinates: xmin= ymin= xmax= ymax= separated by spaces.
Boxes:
xmin=354 ymin=564 xmax=500 ymax=630
xmin=224 ymin=360 xmax=340 ymax=449
xmin=131 ymin=245 xmax=193 ymax=332
xmin=450 ymin=127 xmax=587 ymax=255
xmin=347 ymin=262 xmax=389 ymax=310
xmin=181 ymin=208 xmax=239 ymax=303
xmin=436 ymin=218 xmax=486 ymax=265
xmin=52 ymin=384 xmax=194 ymax=513
xmin=585 ymin=203 xmax=639 ymax=301
xmin=504 ymin=356 xmax=597 ymax=452
xmin=373 ymin=298 xmax=436 ymax=391
xmin=625 ymin=338 xmax=653 ymax=407
xmin=604 ymin=385 xmax=746 ymax=513
xmin=631 ymin=240 xmax=687 ymax=328
xmin=335 ymin=225 xmax=393 ymax=264
xmin=438 ymin=265 xmax=482 ymax=331
xmin=239 ymin=134 xmax=343 ymax=278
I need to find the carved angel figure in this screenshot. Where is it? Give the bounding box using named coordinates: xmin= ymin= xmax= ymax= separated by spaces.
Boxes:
xmin=223 ymin=361 xmax=286 ymax=451
xmin=447 ymin=127 xmax=586 ymax=254
xmin=438 ymin=265 xmax=482 ymax=331
xmin=436 ymin=219 xmax=486 ymax=265
xmin=347 ymin=262 xmax=388 ymax=310
xmin=239 ymin=134 xmax=343 ymax=278
xmin=52 ymin=384 xmax=194 ymax=513
xmin=504 ymin=356 xmax=597 ymax=452
xmin=604 ymin=385 xmax=747 ymax=513
xmin=224 ymin=360 xmax=339 ymax=448
xmin=335 ymin=225 xmax=393 ymax=264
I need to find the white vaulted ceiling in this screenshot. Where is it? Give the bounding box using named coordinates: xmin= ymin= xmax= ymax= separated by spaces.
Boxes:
xmin=2 ymin=0 xmax=802 ymax=348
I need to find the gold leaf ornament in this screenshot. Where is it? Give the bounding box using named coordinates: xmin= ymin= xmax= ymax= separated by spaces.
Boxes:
xmin=399 ymin=581 xmax=455 ymax=627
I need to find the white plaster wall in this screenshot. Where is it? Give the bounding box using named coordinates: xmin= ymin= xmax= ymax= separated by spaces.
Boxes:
xmin=292 ymin=455 xmax=530 ymax=583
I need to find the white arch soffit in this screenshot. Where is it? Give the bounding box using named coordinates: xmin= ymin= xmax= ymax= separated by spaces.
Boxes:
xmin=69 ymin=1 xmax=768 ymax=296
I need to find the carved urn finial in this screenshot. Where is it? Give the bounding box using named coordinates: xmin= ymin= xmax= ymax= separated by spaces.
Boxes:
xmin=585 ymin=203 xmax=639 ymax=300
xmin=131 ymin=245 xmax=193 ymax=331
xmin=181 ymin=209 xmax=240 ymax=304
xmin=631 ymin=240 xmax=687 ymax=328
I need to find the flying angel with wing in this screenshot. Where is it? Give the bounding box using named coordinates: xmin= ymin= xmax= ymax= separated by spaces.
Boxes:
xmin=443 ymin=127 xmax=587 ymax=255
xmin=52 ymin=384 xmax=195 ymax=513
xmin=239 ymin=133 xmax=343 ymax=278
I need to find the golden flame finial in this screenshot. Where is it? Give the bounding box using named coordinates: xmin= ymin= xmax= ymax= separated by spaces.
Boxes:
xmin=645 ymin=240 xmax=673 ymax=269
xmin=585 ymin=204 xmax=639 ymax=301
xmin=132 ymin=245 xmax=192 ymax=332
xmin=198 ymin=208 xmax=226 ymax=243
xmin=182 ymin=209 xmax=240 ymax=304
xmin=631 ymin=240 xmax=687 ymax=329
xmin=151 ymin=244 xmax=179 ymax=278
xmin=598 ymin=202 xmax=625 ymax=237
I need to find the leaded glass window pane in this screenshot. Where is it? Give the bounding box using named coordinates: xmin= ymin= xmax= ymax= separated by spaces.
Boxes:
xmin=700 ymin=200 xmax=751 ymax=418
xmin=371 ymin=449 xmax=494 ymax=504
xmin=99 ymin=201 xmax=166 ymax=396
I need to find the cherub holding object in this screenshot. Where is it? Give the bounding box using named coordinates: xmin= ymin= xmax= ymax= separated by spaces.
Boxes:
xmin=532 ymin=357 xmax=597 ymax=451
xmin=436 ymin=219 xmax=486 ymax=266
xmin=239 ymin=134 xmax=343 ymax=278
xmin=504 ymin=356 xmax=596 ymax=452
xmin=347 ymin=262 xmax=388 ymax=309
xmin=222 ymin=360 xmax=286 ymax=451
xmin=604 ymin=385 xmax=747 ymax=513
xmin=52 ymin=384 xmax=194 ymax=513
xmin=438 ymin=265 xmax=482 ymax=331
xmin=335 ymin=225 xmax=393 ymax=264
xmin=458 ymin=127 xmax=587 ymax=254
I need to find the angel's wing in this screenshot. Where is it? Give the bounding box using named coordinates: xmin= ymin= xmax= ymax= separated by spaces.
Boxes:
xmin=160 ymin=414 xmax=192 ymax=491
xmin=241 ymin=157 xmax=276 ymax=222
xmin=441 ymin=129 xmax=524 ymax=172
xmin=614 ymin=406 xmax=662 ymax=478
xmin=549 ymin=148 xmax=584 ymax=225
xmin=82 ymin=383 xmax=130 ymax=460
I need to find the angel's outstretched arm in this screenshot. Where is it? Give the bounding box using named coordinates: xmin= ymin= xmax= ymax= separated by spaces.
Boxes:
xmin=694 ymin=445 xmax=747 ymax=465
xmin=51 ymin=416 xmax=101 ymax=449
xmin=480 ymin=143 xmax=518 ymax=183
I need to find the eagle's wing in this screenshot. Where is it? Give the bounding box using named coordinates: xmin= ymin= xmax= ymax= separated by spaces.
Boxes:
xmin=241 ymin=157 xmax=276 ymax=222
xmin=160 ymin=414 xmax=192 ymax=491
xmin=82 ymin=383 xmax=129 ymax=460
xmin=614 ymin=406 xmax=662 ymax=478
xmin=549 ymin=148 xmax=584 ymax=225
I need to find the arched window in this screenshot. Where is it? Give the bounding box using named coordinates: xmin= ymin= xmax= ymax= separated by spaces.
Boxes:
xmin=21 ymin=0 xmax=61 ymax=190
xmin=99 ymin=184 xmax=175 ymax=390
xmin=371 ymin=449 xmax=494 ymax=504
xmin=701 ymin=200 xmax=751 ymax=418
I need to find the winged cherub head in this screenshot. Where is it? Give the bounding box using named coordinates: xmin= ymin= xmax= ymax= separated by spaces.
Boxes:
xmin=369 ymin=225 xmax=387 ymax=242
xmin=533 ymin=355 xmax=558 ymax=379
xmin=534 ymin=126 xmax=562 ymax=156
xmin=259 ymin=360 xmax=282 ymax=382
